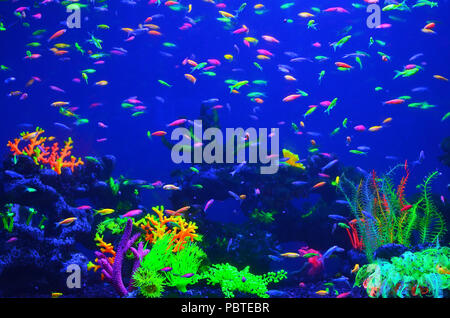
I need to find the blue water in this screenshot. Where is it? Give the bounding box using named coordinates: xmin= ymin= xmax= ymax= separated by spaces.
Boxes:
xmin=0 ymin=0 xmax=449 ymax=298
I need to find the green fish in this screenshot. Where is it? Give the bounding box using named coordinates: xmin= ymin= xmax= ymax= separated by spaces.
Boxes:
xmin=158 ymin=80 xmax=172 ymax=87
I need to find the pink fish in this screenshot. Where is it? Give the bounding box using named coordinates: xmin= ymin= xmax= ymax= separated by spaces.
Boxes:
xmin=76 ymin=205 xmax=92 ymax=210
xmin=181 ymin=273 xmax=194 ymax=278
xmin=94 ymin=60 xmax=105 ymax=65
xmin=216 ymin=3 xmax=226 ymax=8
xmin=312 ymin=42 xmax=321 ymax=48
xmin=257 ymin=49 xmax=273 ymax=56
xmin=323 ymin=7 xmax=349 ymax=13
xmin=204 ymin=199 xmax=214 ymax=212
xmin=337 ymin=292 xmax=351 ymax=298
xmin=98 ymin=122 xmax=108 ymax=128
xmin=96 ymin=138 xmax=107 ymax=143
xmin=376 ymin=23 xmax=392 ymax=29
xmin=354 ymin=125 xmax=366 ymax=132
xmin=152 ymin=181 xmax=163 ymax=187
xmin=160 ymin=267 xmax=172 ymax=272
xmin=121 ymin=209 xmax=143 ymax=218
xmin=167 ymin=118 xmax=187 ymax=127
xmin=32 ymin=13 xmax=42 ymax=19
xmin=233 ymin=25 xmax=248 ymax=34
xmin=7 ymin=237 xmax=18 ymax=243
xmin=207 ymin=59 xmax=221 ymax=66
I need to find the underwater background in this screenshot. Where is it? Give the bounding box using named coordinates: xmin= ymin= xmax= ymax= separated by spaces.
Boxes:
xmin=0 ymin=0 xmax=449 ymax=298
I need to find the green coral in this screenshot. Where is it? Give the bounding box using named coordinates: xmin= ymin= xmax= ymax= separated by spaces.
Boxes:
xmin=1 ymin=204 xmax=15 ymax=232
xmin=355 ymin=245 xmax=450 ymax=298
xmin=136 ymin=234 xmax=206 ymax=296
xmin=200 ymin=263 xmax=287 ymax=298
xmin=132 ymin=267 xmax=166 ymax=298
xmin=250 ymin=209 xmax=275 ymax=224
xmin=96 ymin=217 xmax=128 ymax=236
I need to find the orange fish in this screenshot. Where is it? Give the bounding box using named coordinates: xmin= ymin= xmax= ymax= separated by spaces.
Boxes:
xmin=184 ymin=73 xmax=197 ymax=84
xmin=335 ymin=62 xmax=352 ymax=69
xmin=48 ymin=29 xmax=66 ymax=42
xmin=312 ymin=182 xmax=326 ymax=189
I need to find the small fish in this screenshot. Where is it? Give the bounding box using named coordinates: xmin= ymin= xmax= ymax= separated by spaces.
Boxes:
xmin=280 ymin=252 xmax=300 ymax=258
xmin=160 ymin=267 xmax=173 ymax=272
xmin=204 ymin=199 xmax=214 ymax=211
xmin=56 ymin=217 xmax=77 ymax=227
xmin=121 ymin=209 xmax=143 ymax=218
xmin=94 ymin=209 xmax=115 ymax=216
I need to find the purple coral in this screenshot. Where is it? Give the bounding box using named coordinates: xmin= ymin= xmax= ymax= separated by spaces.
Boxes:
xmin=95 ymin=218 xmax=148 ymax=297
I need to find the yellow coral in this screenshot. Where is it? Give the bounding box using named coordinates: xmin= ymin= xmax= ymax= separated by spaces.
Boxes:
xmin=282 ymin=148 xmax=305 ymax=169
xmin=137 ymin=205 xmax=199 ymax=252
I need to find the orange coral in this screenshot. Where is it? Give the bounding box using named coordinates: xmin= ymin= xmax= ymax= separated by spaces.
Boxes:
xmin=88 ymin=234 xmax=116 ymax=279
xmin=6 ymin=127 xmax=84 ymax=175
xmin=138 ymin=205 xmax=199 ymax=252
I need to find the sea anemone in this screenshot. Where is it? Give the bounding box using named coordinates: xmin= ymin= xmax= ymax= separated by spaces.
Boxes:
xmin=132 ymin=267 xmax=165 ymax=298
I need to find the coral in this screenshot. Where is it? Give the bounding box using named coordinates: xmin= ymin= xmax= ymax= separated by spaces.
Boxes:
xmin=91 ymin=218 xmax=149 ymax=297
xmin=338 ymin=164 xmax=446 ymax=262
xmin=281 ymin=148 xmax=306 ymax=169
xmin=355 ymin=245 xmax=450 ymax=298
xmin=298 ymin=246 xmax=324 ymax=276
xmin=132 ymin=267 xmax=165 ymax=298
xmin=200 ymin=263 xmax=287 ymax=298
xmin=250 ymin=209 xmax=275 ymax=224
xmin=136 ymin=205 xmax=199 ymax=252
xmin=6 ymin=127 xmax=84 ymax=175
xmin=345 ymin=219 xmax=363 ymax=251
xmin=135 ymin=234 xmax=206 ymax=295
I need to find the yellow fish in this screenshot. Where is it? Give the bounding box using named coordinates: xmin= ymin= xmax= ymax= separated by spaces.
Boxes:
xmin=57 ymin=217 xmax=77 ymax=227
xmin=280 ymin=252 xmax=300 ymax=258
xmin=298 ymin=12 xmax=314 ymax=18
xmin=351 ymin=264 xmax=360 ymax=274
xmin=51 ymin=292 xmax=63 ymax=298
xmin=54 ymin=43 xmax=71 ymax=48
xmin=95 ymin=80 xmax=108 ymax=86
xmin=94 ymin=209 xmax=115 ymax=216
xmin=219 ymin=11 xmax=235 ymax=18
xmin=315 ymin=290 xmax=329 ymax=296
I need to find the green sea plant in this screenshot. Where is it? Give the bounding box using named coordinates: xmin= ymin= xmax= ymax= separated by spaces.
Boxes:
xmin=354 ymin=245 xmax=450 ymax=298
xmin=133 ymin=234 xmax=206 ymax=296
xmin=338 ymin=165 xmax=446 ymax=262
xmin=200 ymin=263 xmax=287 ymax=298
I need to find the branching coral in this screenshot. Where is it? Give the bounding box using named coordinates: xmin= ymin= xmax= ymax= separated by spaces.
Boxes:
xmin=338 ymin=164 xmax=446 ymax=262
xmin=355 ymin=245 xmax=450 ymax=298
xmin=136 ymin=205 xmax=199 ymax=252
xmin=6 ymin=127 xmax=84 ymax=175
xmin=200 ymin=263 xmax=287 ymax=298
xmin=88 ymin=219 xmax=149 ymax=297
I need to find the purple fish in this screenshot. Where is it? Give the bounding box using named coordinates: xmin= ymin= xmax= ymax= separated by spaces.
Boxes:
xmin=204 ymin=199 xmax=214 ymax=212
xmin=160 ymin=267 xmax=172 ymax=272
xmin=6 ymin=237 xmax=18 ymax=243
xmin=181 ymin=273 xmax=194 ymax=278
xmin=121 ymin=209 xmax=143 ymax=218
